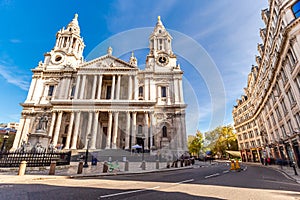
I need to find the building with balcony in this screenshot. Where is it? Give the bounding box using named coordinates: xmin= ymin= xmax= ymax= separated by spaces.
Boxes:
xmin=233 ymin=0 xmax=300 ymax=167
xmin=12 ymin=15 xmax=187 ymax=156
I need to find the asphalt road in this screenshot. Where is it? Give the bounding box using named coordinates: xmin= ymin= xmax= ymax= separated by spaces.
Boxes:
xmin=1 ymin=162 xmax=300 ymax=200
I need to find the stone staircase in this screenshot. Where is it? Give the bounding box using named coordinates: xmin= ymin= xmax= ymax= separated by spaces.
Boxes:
xmin=71 ymin=149 xmax=165 ymax=162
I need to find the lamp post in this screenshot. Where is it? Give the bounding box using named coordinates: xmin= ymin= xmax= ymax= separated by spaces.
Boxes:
xmin=1 ymin=131 xmax=9 ymax=152
xmin=142 ymin=136 xmax=145 ymax=161
xmin=83 ymin=138 xmax=90 ymax=168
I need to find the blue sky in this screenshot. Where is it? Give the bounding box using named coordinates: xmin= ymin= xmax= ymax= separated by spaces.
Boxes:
xmin=0 ymin=0 xmax=268 ymax=135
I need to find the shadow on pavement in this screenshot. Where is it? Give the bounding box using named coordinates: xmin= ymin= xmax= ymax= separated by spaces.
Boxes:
xmin=0 ymin=183 xmax=225 ymax=200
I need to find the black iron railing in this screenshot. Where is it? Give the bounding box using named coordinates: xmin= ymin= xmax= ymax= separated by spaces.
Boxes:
xmin=0 ymin=151 xmax=71 ymax=167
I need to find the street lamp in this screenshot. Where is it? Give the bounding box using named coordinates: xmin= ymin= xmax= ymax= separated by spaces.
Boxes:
xmin=142 ymin=136 xmax=145 ymax=161
xmin=1 ymin=131 xmax=9 ymax=152
xmin=83 ymin=137 xmax=90 ymax=168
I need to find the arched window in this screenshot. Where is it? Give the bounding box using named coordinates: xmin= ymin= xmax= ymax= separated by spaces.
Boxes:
xmin=162 ymin=126 xmax=167 ymax=137
xmin=139 ymin=86 xmax=143 ymax=98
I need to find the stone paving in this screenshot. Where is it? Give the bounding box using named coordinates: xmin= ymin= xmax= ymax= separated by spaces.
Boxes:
xmin=0 ymin=160 xmax=299 ymax=185
xmin=0 ymin=161 xmax=171 ymax=176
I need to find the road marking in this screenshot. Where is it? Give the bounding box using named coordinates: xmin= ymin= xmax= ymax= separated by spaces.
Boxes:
xmin=204 ymin=173 xmax=220 ymax=179
xmin=173 ymin=179 xmax=194 ymax=185
xmin=243 ymin=166 xmax=248 ymax=171
xmin=0 ymin=185 xmax=13 ymax=189
xmin=223 ymin=170 xmax=229 ymax=174
xmin=98 ymin=186 xmax=160 ymax=199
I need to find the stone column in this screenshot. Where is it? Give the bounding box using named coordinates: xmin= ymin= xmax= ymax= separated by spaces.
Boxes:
xmin=27 ymin=78 xmax=37 ymax=101
xmin=79 ymin=75 xmax=87 ymax=99
xmin=181 ymin=113 xmax=187 ymax=151
xmin=90 ymin=111 xmax=99 ymax=149
xmin=53 ymin=111 xmax=63 ymax=146
xmin=84 ymin=112 xmax=93 ymax=149
xmin=132 ymin=112 xmax=137 ymax=145
xmin=48 ymin=112 xmax=57 ymax=138
xmin=150 ymin=78 xmax=155 ymax=101
xmin=64 ymin=112 xmax=74 ymax=149
xmin=158 ymin=86 xmax=161 ymax=99
xmin=128 ymin=75 xmax=133 ymax=100
xmin=125 ymin=112 xmax=131 ymax=150
xmin=144 ymin=78 xmax=149 ymax=100
xmin=134 ymin=76 xmax=138 ymax=100
xmin=20 ymin=118 xmax=31 ymax=144
xmin=176 ymin=115 xmax=182 ymax=150
xmin=106 ymin=112 xmax=113 ymax=149
xmin=91 ymin=75 xmax=98 ymax=99
xmin=97 ymin=75 xmax=103 ymax=99
xmin=116 ymin=75 xmax=121 ymax=100
xmin=144 ymin=112 xmax=149 ymax=150
xmin=71 ymin=112 xmax=81 ymax=149
xmin=112 ymin=112 xmax=119 ymax=149
xmin=149 ymin=112 xmax=154 ymax=149
xmin=167 ymin=86 xmax=171 ymax=105
xmin=174 ymin=78 xmax=179 ymax=103
xmin=74 ymin=75 xmax=81 ymax=99
xmin=111 ymin=75 xmax=116 ymax=100
xmin=179 ymin=79 xmax=184 ymax=103
xmin=12 ymin=117 xmax=25 ymax=149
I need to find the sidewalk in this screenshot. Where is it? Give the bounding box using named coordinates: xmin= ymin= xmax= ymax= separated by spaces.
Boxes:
xmin=245 ymin=162 xmax=300 ymax=184
xmin=0 ymin=160 xmax=194 ymax=181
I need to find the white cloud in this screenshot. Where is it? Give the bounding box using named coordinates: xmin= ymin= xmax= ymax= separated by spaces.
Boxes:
xmin=0 ymin=63 xmax=29 ymax=90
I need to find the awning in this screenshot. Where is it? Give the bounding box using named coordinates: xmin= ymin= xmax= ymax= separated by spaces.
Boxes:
xmin=226 ymin=150 xmax=241 ymax=157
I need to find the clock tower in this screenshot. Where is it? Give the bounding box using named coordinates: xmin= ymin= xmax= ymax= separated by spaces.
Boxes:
xmin=146 ymin=16 xmax=178 ymax=71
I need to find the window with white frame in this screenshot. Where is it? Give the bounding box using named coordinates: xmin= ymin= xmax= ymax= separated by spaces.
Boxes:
xmin=48 ymin=85 xmax=55 ymax=97
xmin=287 ymin=88 xmax=296 ymax=105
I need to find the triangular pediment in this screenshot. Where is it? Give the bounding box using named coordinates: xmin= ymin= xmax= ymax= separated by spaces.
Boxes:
xmin=80 ymin=54 xmax=137 ymax=69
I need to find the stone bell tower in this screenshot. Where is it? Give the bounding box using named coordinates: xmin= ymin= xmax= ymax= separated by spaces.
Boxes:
xmin=42 ymin=14 xmax=85 ymax=70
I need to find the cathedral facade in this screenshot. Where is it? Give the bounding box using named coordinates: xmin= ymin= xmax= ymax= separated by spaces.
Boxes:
xmin=12 ymin=15 xmax=187 ymax=154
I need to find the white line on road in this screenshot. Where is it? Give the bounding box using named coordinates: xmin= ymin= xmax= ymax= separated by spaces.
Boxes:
xmin=98 ymin=186 xmax=160 ymax=199
xmin=223 ymin=170 xmax=229 ymax=174
xmin=173 ymin=179 xmax=194 ymax=185
xmin=204 ymin=173 xmax=220 ymax=179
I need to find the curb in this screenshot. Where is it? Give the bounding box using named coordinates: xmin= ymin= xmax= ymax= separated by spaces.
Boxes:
xmin=69 ymin=166 xmax=194 ymax=179
xmin=245 ymin=162 xmax=300 ymax=183
xmin=0 ymin=166 xmax=194 ymax=181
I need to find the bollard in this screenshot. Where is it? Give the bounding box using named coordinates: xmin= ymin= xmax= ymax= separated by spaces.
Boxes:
xmin=141 ymin=161 xmax=146 ymax=170
xmin=174 ymin=160 xmax=178 ymax=168
xmin=77 ymin=161 xmax=83 ymax=174
xmin=18 ymin=161 xmax=27 ymax=176
xmin=103 ymin=161 xmax=108 ymax=173
xmin=230 ymin=160 xmax=236 ymax=171
xmin=156 ymin=160 xmax=159 ymax=169
xmin=184 ymin=159 xmax=188 ymax=166
xmin=235 ymin=160 xmax=241 ymax=171
xmin=125 ymin=160 xmax=129 ymax=171
xmin=180 ymin=159 xmax=184 ymax=167
xmin=49 ymin=161 xmax=57 ymax=175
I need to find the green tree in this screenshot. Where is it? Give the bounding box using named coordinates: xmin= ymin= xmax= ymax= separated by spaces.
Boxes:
xmin=204 ymin=125 xmax=238 ymax=158
xmin=188 ymin=130 xmax=203 ymax=157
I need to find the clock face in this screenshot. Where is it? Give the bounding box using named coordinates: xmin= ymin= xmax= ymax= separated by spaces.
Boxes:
xmin=51 ymin=52 xmax=65 ymax=64
xmin=157 ymin=55 xmax=169 ymax=66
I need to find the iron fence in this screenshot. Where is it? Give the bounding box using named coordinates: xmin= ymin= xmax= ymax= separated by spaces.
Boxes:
xmin=0 ymin=151 xmax=71 ymax=167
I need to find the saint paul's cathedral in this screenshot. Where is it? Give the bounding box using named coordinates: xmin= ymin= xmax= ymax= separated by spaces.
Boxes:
xmin=12 ymin=14 xmax=187 ymax=155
